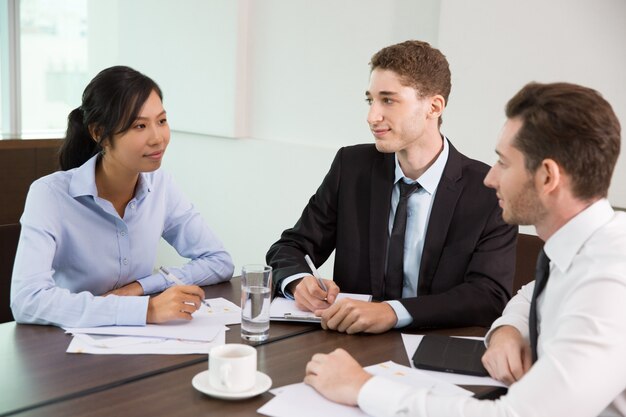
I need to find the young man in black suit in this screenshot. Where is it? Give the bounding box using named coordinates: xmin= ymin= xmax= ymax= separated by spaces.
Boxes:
xmin=266 ymin=40 xmax=517 ymax=334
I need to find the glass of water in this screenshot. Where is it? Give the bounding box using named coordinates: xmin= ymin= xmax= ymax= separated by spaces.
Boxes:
xmin=241 ymin=265 xmax=272 ymax=343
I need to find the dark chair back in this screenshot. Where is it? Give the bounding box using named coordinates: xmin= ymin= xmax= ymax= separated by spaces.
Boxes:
xmin=0 ymin=223 xmax=20 ymax=323
xmin=513 ymin=233 xmax=544 ymax=294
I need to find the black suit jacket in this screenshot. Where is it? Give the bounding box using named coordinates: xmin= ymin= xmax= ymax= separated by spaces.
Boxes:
xmin=266 ymin=142 xmax=517 ymax=329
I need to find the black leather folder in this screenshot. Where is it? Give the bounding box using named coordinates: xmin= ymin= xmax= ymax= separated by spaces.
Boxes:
xmin=412 ymin=334 xmax=489 ymax=377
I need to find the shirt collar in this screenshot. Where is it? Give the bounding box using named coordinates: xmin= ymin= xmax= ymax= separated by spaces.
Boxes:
xmin=68 ymin=154 xmax=100 ymax=198
xmin=68 ymin=153 xmax=152 ymax=200
xmin=393 ymin=136 xmax=449 ymax=194
xmin=544 ymin=198 xmax=614 ymax=273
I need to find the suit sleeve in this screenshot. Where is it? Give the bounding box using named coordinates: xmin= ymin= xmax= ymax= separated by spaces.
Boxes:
xmin=266 ymin=148 xmax=343 ymax=295
xmin=399 ymin=200 xmax=518 ymax=329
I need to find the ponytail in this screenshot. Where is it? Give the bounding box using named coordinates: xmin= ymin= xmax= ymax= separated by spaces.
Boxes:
xmin=58 ymin=107 xmax=101 ymax=170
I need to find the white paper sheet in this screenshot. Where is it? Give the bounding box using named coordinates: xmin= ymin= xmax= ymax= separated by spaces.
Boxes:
xmin=258 ymin=361 xmax=472 ymax=417
xmin=401 ymin=334 xmax=506 ymax=387
xmin=64 ymin=298 xmax=238 ymax=342
xmin=270 ymin=293 xmax=372 ymax=322
xmin=365 ymin=361 xmax=473 ymax=397
xmin=204 ymin=297 xmax=242 ymax=325
xmin=66 ymin=329 xmax=226 ymax=354
xmin=259 ymin=381 xmax=369 ymax=417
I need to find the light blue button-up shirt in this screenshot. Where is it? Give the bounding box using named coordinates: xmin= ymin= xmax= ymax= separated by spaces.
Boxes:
xmin=11 ymin=154 xmax=234 ymax=327
xmin=386 ymin=138 xmax=449 ymax=327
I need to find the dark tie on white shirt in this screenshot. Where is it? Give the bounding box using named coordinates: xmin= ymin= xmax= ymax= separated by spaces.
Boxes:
xmin=529 ymin=248 xmax=550 ymax=363
xmin=384 ymin=181 xmax=421 ymax=300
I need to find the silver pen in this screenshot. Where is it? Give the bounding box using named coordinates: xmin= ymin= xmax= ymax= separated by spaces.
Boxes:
xmin=283 ymin=313 xmax=322 ymax=322
xmin=159 ymin=266 xmax=210 ymax=309
xmin=304 ymin=254 xmax=328 ymax=292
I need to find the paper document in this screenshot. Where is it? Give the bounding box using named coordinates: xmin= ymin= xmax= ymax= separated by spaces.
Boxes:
xmin=401 ymin=334 xmax=506 ymax=387
xmin=64 ymin=297 xmax=240 ymax=342
xmin=270 ymin=293 xmax=372 ymax=323
xmin=258 ymin=361 xmax=472 ymax=417
xmin=66 ymin=328 xmax=226 ymax=355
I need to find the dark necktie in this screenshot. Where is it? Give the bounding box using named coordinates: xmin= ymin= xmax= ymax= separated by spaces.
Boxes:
xmin=529 ymin=248 xmax=550 ymax=363
xmin=385 ymin=181 xmax=421 ymax=299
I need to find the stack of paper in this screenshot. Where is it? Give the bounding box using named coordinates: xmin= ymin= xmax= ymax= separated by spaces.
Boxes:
xmin=257 ymin=361 xmax=472 ymax=417
xmin=64 ymin=297 xmax=241 ymax=355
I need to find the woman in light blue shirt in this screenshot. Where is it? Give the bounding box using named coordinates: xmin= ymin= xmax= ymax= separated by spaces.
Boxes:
xmin=10 ymin=66 xmax=235 ymax=327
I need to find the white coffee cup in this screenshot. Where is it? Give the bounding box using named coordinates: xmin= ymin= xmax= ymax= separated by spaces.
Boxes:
xmin=208 ymin=344 xmax=257 ymax=393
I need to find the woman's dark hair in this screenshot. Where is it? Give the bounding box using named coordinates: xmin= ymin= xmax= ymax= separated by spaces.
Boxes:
xmin=59 ymin=66 xmax=162 ymax=170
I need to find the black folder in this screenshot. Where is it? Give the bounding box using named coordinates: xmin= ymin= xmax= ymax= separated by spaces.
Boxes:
xmin=412 ymin=334 xmax=489 ymax=377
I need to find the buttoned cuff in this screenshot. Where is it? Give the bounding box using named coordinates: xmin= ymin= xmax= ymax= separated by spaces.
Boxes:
xmin=115 ymin=296 xmax=150 ymax=325
xmin=359 ymin=376 xmax=427 ymax=417
xmin=386 ymin=300 xmax=413 ymax=328
xmin=486 ymin=316 xmax=530 ymax=346
xmin=137 ymin=272 xmax=170 ymax=295
xmin=280 ymin=273 xmax=310 ymax=299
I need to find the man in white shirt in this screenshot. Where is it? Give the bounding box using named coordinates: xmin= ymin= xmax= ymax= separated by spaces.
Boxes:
xmin=304 ymin=82 xmax=626 ymax=417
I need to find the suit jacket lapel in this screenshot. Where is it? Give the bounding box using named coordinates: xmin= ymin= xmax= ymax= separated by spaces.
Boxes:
xmin=369 ymin=152 xmax=395 ymax=300
xmin=418 ymin=142 xmax=464 ymax=294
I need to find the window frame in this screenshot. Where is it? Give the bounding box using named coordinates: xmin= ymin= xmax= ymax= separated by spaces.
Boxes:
xmin=0 ymin=0 xmax=22 ymax=138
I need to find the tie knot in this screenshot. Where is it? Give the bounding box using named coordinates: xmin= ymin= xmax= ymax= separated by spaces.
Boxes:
xmin=398 ymin=181 xmax=421 ymax=198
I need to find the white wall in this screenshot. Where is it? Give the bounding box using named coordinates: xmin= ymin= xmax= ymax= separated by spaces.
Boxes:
xmin=88 ymin=0 xmax=626 ymax=276
xmin=438 ymin=0 xmax=626 ymax=206
xmin=90 ymin=0 xmax=243 ymax=137
xmin=125 ymin=0 xmax=441 ymax=276
xmin=157 ymin=132 xmax=339 ymax=277
xmin=245 ymin=0 xmax=440 ymax=147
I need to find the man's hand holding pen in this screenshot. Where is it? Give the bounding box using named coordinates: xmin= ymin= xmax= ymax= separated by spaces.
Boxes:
xmin=289 ymin=276 xmax=340 ymax=312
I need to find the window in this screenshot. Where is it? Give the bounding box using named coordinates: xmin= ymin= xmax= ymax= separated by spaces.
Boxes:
xmin=0 ymin=0 xmax=87 ymax=138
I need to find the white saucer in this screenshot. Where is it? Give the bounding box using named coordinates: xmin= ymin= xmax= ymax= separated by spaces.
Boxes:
xmin=192 ymin=370 xmax=272 ymax=400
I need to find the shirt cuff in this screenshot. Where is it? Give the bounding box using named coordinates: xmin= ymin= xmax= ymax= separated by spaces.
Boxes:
xmin=280 ymin=273 xmax=311 ymax=299
xmin=137 ymin=272 xmax=170 ymax=295
xmin=114 ymin=295 xmax=150 ymax=326
xmin=358 ymin=376 xmax=426 ymax=417
xmin=386 ymin=300 xmax=413 ymax=328
xmin=486 ymin=316 xmax=530 ymax=346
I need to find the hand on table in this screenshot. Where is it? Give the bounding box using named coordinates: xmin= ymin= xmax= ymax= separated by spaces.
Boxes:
xmin=317 ymin=299 xmax=397 ymax=334
xmin=146 ymin=285 xmax=206 ymax=323
xmin=481 ymin=325 xmax=532 ymax=385
xmin=289 ymin=275 xmax=340 ymax=312
xmin=304 ymin=348 xmax=372 ymax=406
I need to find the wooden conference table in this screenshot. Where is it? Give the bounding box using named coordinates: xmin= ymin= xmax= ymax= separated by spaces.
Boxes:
xmin=1 ymin=278 xmax=496 ymax=417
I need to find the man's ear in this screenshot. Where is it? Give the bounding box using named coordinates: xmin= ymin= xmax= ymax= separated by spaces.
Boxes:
xmin=428 ymin=95 xmax=445 ymax=121
xmin=535 ymin=158 xmax=561 ymax=194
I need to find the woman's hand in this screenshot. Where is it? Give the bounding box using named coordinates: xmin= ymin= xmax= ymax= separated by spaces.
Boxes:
xmin=146 ymin=285 xmax=206 ymax=323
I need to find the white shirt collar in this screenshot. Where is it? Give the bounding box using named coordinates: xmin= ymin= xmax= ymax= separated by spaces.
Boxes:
xmin=393 ymin=136 xmax=449 ymax=195
xmin=545 ymin=198 xmax=615 ymax=273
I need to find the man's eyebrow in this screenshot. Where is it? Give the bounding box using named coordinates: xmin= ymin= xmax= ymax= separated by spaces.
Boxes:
xmin=365 ymin=91 xmax=398 ymax=97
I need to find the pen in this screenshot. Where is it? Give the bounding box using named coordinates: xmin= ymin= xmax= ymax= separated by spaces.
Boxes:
xmin=159 ymin=266 xmax=210 ymax=309
xmin=304 ymin=254 xmax=328 ymax=292
xmin=283 ymin=313 xmax=322 ymax=322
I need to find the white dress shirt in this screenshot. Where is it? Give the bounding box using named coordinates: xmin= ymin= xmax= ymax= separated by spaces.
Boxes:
xmin=358 ymin=199 xmax=626 ymax=417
